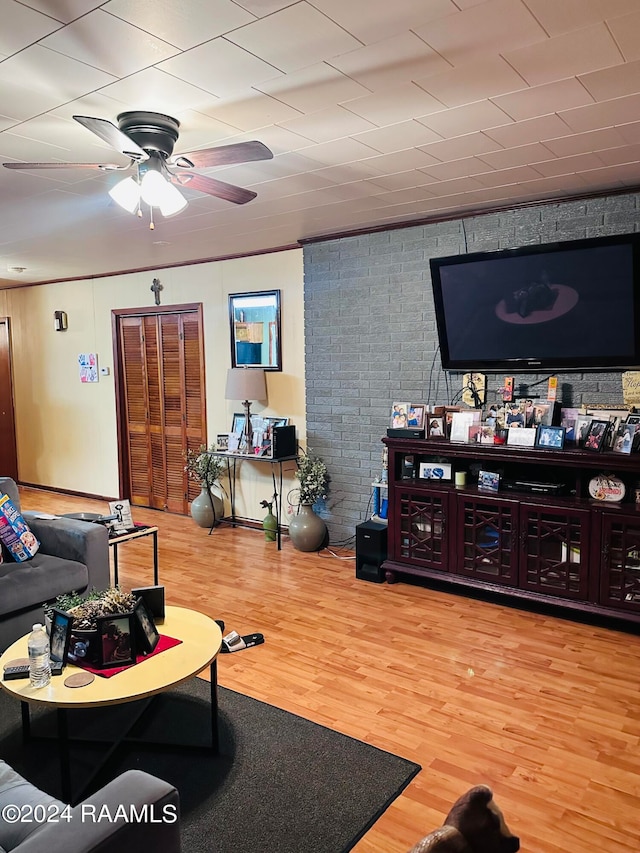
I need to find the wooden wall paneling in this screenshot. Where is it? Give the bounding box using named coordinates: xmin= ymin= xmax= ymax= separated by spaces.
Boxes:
xmin=0 ymin=318 xmax=17 ymax=481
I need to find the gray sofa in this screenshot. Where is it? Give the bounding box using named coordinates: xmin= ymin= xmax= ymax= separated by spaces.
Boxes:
xmin=0 ymin=478 xmax=110 ymax=652
xmin=0 ymin=761 xmax=180 ymax=853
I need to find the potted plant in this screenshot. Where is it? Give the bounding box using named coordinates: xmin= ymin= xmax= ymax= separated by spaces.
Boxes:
xmin=288 ymin=451 xmax=330 ymax=552
xmin=184 ymin=444 xmax=226 ymax=528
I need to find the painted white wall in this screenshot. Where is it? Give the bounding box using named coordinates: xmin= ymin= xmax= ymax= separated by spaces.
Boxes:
xmin=5 ymin=248 xmax=305 ymax=522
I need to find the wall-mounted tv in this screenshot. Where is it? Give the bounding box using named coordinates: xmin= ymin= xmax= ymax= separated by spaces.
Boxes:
xmin=430 ymin=232 xmax=640 ymax=372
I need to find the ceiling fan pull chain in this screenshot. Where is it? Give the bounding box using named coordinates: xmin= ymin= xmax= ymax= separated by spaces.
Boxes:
xmin=149 ymin=205 xmax=155 ymax=230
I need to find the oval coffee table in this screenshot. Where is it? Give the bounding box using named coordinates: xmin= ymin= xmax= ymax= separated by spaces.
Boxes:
xmin=0 ymin=605 xmax=222 ymax=802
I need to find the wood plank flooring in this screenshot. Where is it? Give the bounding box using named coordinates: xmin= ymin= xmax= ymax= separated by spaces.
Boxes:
xmin=20 ymin=486 xmax=640 ymax=853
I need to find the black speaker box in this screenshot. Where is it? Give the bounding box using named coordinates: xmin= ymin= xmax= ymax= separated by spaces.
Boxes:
xmin=131 ymin=585 xmax=165 ymax=622
xmin=272 ymin=425 xmax=297 ymax=459
xmin=386 ymin=428 xmax=425 ymax=439
xmin=356 ymin=520 xmax=388 ymax=583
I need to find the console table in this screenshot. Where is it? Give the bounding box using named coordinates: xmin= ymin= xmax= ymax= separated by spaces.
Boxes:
xmin=209 ymin=452 xmax=298 ymax=550
xmin=383 ymin=435 xmax=640 ymax=628
xmin=108 ymin=524 xmax=159 ymax=586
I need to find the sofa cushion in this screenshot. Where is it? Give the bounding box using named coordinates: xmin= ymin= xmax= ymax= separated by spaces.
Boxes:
xmin=0 ymin=555 xmax=88 ymax=618
xmin=0 ymin=761 xmax=65 ymax=851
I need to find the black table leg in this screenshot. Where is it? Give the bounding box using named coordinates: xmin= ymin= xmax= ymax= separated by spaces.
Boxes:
xmin=112 ymin=543 xmax=119 ymax=586
xmin=57 ymin=708 xmax=72 ymax=803
xmin=210 ymin=659 xmax=219 ymax=753
xmin=153 ymin=530 xmax=159 ymax=583
xmin=21 ymin=701 xmax=30 ymax=742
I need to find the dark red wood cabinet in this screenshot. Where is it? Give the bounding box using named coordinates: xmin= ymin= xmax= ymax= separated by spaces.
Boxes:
xmin=383 ymin=436 xmax=640 ymax=628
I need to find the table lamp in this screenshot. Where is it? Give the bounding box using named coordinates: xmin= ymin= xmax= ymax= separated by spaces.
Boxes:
xmin=225 ymin=367 xmax=267 ymax=452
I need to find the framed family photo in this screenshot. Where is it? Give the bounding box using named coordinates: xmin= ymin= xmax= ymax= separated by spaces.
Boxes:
xmin=49 ymin=608 xmax=73 ymax=664
xmin=535 ymin=424 xmax=566 ymax=450
xmin=97 ymin=614 xmax=136 ymax=668
xmin=583 ymin=420 xmax=610 ymax=452
xmin=133 ymin=597 xmax=160 ymax=654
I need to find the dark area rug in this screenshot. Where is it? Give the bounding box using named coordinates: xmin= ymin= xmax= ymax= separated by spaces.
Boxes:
xmin=0 ymin=679 xmax=421 ymax=853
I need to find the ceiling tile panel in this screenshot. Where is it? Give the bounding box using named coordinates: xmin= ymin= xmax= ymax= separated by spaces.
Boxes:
xmin=484 ymin=113 xmax=573 ymax=147
xmin=491 ymin=78 xmax=594 ymax=121
xmin=232 ymin=0 xmax=298 ymax=14
xmin=0 ymin=45 xmax=116 ymax=101
xmin=559 ymin=93 xmax=640 ymax=134
xmin=542 ymin=126 xmax=628 ymax=157
xmin=618 ymin=121 xmax=640 ymax=144
xmin=255 ymin=63 xmax=369 ymax=113
xmin=278 ymin=107 xmax=376 ymax=144
xmin=304 ymin=0 xmax=458 ymax=45
xmin=416 ymin=56 xmax=527 ymax=108
xmin=418 ymin=131 xmax=504 ymax=161
xmin=596 ymin=143 xmax=640 ymax=167
xmin=606 ymin=11 xmax=640 ymax=62
xmin=352 ymin=121 xmax=443 ymax=154
xmin=157 ymin=38 xmax=283 ymax=98
xmin=342 ymin=83 xmax=444 ymax=126
xmin=521 ymin=0 xmax=607 ymax=37
xmin=360 ymin=149 xmax=443 ymax=173
xmin=39 ymin=10 xmax=180 ymax=76
xmin=225 ymin=3 xmax=361 ymax=74
xmin=579 ymin=59 xmax=640 ymax=102
xmin=419 ymin=156 xmax=494 ymax=180
xmin=295 ymin=137 xmax=382 ymax=167
xmin=103 ymin=0 xmax=256 ymax=50
xmin=98 ymin=68 xmax=215 ymax=114
xmin=18 ymin=2 xmax=106 ymax=23
xmin=423 ymin=175 xmax=486 ymax=196
xmin=365 ymin=170 xmax=434 ymax=191
xmin=478 ymin=141 xmax=556 ymax=168
xmin=0 ymin=0 xmax=63 ymax=56
xmin=530 ymin=152 xmax=606 ymax=177
xmin=473 ymin=164 xmax=544 ymax=187
xmin=503 ymin=24 xmax=623 ymax=86
xmin=418 ymin=100 xmax=513 ymax=138
xmin=414 ymin=0 xmax=547 ymax=64
xmin=0 ymin=79 xmax=66 ymax=122
xmin=328 ymin=32 xmax=451 ymax=91
xmin=203 ymin=90 xmax=301 ymax=131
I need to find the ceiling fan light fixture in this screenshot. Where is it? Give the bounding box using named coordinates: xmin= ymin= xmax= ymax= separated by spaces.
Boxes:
xmin=109 ymin=176 xmax=140 ymax=213
xmin=159 ymin=183 xmax=188 ymax=217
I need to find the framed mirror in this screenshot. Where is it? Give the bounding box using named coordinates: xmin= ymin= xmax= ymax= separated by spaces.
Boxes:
xmin=229 ymin=290 xmax=282 ymax=371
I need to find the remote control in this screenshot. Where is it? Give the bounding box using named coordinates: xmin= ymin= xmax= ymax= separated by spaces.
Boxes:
xmin=3 ymin=662 xmax=65 ymax=680
xmin=3 ymin=665 xmax=29 ymax=680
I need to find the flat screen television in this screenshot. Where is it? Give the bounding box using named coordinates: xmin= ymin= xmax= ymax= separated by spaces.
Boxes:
xmin=430 ymin=232 xmax=640 ymax=372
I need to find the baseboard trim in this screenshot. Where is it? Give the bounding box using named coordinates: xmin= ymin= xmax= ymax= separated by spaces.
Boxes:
xmin=17 ymin=481 xmax=118 ymax=504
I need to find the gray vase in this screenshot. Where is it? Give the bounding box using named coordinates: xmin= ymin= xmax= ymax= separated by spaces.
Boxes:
xmin=190 ymin=484 xmax=224 ymax=528
xmin=288 ymin=504 xmax=327 ymax=552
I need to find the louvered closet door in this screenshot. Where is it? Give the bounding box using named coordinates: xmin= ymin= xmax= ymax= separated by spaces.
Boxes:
xmin=120 ymin=308 xmax=206 ymax=513
xmin=121 ymin=317 xmax=152 ymax=505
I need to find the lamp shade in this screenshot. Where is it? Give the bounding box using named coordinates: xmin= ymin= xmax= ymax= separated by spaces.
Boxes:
xmin=225 ymin=367 xmax=267 ymax=402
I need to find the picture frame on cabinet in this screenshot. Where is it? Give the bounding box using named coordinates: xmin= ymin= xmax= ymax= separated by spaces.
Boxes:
xmin=612 ymin=422 xmax=637 ymax=454
xmin=535 ymin=424 xmax=566 ymax=450
xmin=583 ymin=419 xmax=610 ymax=451
xmin=427 ymin=416 xmax=445 ymax=438
xmin=575 ymin=415 xmax=593 ymax=446
xmin=391 ymin=402 xmax=410 ymax=429
xmin=506 ymin=426 xmax=537 ymax=447
xmin=407 ymin=404 xmax=425 ymax=429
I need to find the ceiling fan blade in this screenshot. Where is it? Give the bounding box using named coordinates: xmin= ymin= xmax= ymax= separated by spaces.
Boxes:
xmin=3 ymin=161 xmax=129 ymax=171
xmin=172 ymin=172 xmax=257 ymax=205
xmin=169 ymin=140 xmax=273 ymax=169
xmin=73 ymin=115 xmax=148 ymax=161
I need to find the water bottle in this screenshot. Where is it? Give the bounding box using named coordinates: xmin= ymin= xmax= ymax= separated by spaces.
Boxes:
xmin=28 ymin=623 xmax=51 ymax=688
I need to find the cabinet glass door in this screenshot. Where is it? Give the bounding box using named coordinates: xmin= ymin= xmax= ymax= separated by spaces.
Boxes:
xmin=397 ymin=490 xmax=449 ymax=571
xmin=456 ymin=494 xmax=518 ymax=585
xmin=600 ymin=515 xmax=640 ymax=611
xmin=519 ymin=505 xmax=589 ymax=599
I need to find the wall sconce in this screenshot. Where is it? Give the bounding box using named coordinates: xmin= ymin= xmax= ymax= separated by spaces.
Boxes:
xmin=54 ymin=311 xmax=68 ymax=332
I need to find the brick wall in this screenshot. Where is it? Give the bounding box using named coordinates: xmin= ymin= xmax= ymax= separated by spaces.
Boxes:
xmin=302 ymin=191 xmax=640 ymax=545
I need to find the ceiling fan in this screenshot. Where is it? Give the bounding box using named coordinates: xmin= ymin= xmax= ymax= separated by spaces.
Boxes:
xmin=3 ymin=111 xmax=273 ymax=219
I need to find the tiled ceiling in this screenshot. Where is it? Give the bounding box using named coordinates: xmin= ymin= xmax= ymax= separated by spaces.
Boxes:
xmin=1 ymin=0 xmax=639 ymax=287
